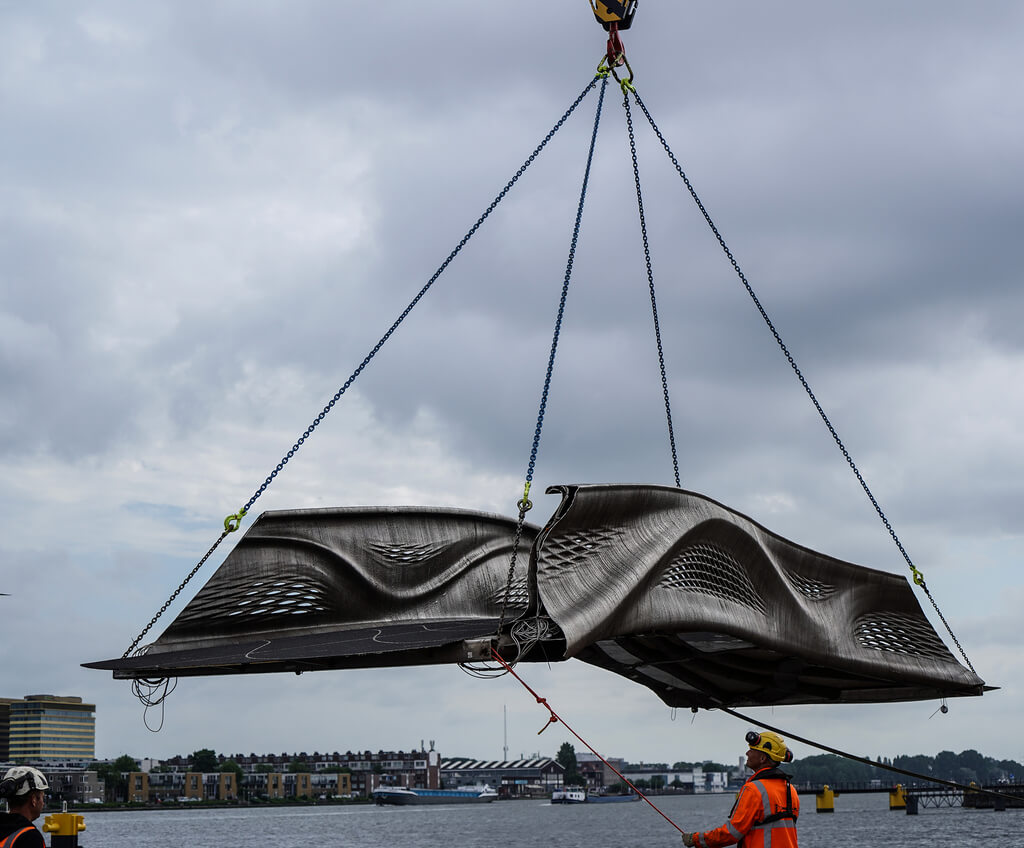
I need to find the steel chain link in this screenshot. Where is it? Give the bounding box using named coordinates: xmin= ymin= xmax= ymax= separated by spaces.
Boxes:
xmin=124 ymin=76 xmax=604 ymax=662
xmin=622 ymin=88 xmax=681 ymax=487
xmin=241 ymin=74 xmax=606 ymax=519
xmin=496 ymin=499 xmax=532 ymax=638
xmin=122 ymin=530 xmax=230 ymax=658
xmin=499 ymin=74 xmax=610 ymax=637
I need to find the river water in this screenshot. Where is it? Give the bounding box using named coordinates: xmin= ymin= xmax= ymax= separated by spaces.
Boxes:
xmin=75 ymin=792 xmax=1016 ymax=848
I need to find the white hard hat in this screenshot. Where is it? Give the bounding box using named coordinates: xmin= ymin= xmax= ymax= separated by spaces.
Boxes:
xmin=1 ymin=767 xmax=49 ymax=796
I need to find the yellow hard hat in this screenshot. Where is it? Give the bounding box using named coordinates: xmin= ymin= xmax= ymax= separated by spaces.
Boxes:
xmin=746 ymin=730 xmax=793 ymax=763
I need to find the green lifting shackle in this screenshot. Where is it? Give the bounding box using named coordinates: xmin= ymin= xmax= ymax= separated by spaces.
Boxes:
xmin=590 ymin=0 xmax=638 ymax=30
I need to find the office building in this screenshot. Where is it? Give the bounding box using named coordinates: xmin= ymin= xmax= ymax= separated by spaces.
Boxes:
xmin=0 ymin=699 xmax=18 ymax=761
xmin=6 ymin=695 xmax=96 ymax=760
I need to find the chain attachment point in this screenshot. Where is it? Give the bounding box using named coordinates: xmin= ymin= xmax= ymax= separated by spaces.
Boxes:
xmin=609 ymin=56 xmax=635 ymax=92
xmin=223 ymin=508 xmax=247 ymax=533
xmin=518 ymin=482 xmax=533 ymax=515
xmin=605 ymin=22 xmax=627 ymax=68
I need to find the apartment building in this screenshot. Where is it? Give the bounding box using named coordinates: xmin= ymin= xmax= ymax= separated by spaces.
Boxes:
xmin=3 ymin=695 xmax=95 ymax=761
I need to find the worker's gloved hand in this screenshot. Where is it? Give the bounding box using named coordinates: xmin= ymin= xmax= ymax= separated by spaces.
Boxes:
xmin=682 ymin=832 xmax=697 ymax=847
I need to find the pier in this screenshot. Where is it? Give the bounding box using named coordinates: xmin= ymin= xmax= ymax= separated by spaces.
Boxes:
xmin=795 ymin=781 xmax=1024 ymax=813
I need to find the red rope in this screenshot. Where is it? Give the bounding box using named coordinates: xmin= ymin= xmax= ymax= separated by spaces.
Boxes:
xmin=490 ymin=649 xmax=684 ymax=834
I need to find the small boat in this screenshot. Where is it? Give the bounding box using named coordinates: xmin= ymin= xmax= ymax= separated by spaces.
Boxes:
xmin=551 ymin=787 xmax=587 ymax=804
xmin=372 ymin=784 xmax=498 ymax=805
xmin=551 ymin=788 xmax=639 ymax=804
xmin=587 ymin=792 xmax=641 ymax=804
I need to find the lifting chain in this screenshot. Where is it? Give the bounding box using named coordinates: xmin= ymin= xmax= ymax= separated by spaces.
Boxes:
xmin=123 ymin=76 xmax=606 ymax=665
xmin=624 ymin=85 xmax=975 ymax=674
xmin=122 ymin=529 xmax=232 ymax=658
xmin=621 ymin=86 xmax=680 ymax=487
xmin=497 ymin=73 xmax=611 ymax=642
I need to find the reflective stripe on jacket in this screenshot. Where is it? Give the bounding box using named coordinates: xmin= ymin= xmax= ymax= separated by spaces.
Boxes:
xmin=695 ymin=767 xmax=799 ymax=848
xmin=0 ymin=827 xmax=34 ymax=848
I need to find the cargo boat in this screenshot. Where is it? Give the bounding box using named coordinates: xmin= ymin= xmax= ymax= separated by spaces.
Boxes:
xmin=372 ymin=785 xmax=498 ymax=805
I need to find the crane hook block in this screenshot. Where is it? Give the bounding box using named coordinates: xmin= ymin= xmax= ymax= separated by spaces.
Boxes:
xmin=591 ymin=0 xmax=637 ymax=31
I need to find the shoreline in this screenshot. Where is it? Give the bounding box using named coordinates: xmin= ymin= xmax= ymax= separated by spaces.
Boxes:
xmin=57 ymin=799 xmax=372 ymax=813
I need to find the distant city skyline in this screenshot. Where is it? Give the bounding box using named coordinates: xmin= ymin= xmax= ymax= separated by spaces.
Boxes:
xmin=75 ymin=741 xmax=1022 ymax=775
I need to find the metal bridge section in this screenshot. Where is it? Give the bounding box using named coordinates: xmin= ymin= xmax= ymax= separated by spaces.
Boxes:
xmin=86 ymin=484 xmax=986 ymax=709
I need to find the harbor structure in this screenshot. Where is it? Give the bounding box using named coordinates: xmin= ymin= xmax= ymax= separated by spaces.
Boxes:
xmin=440 ymin=758 xmax=564 ymax=797
xmin=577 ymin=752 xmax=627 ymax=791
xmin=618 ymin=764 xmax=731 ymax=793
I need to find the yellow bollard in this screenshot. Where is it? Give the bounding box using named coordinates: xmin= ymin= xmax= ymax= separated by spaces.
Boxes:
xmin=816 ymin=784 xmax=835 ymax=813
xmin=42 ymin=808 xmax=86 ymax=848
xmin=889 ymin=783 xmax=906 ymax=810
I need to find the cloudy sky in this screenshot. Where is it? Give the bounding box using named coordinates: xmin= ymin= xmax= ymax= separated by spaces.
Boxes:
xmin=2 ymin=2 xmax=1023 ymax=771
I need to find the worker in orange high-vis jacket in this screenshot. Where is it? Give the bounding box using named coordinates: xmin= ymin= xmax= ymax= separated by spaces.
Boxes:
xmin=682 ymin=730 xmax=799 ymax=848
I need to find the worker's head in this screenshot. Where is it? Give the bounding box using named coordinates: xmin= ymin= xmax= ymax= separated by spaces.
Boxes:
xmin=0 ymin=766 xmax=49 ymax=819
xmin=745 ymin=731 xmax=792 ymax=769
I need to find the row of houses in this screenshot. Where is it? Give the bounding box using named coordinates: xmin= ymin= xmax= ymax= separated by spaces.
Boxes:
xmin=445 ymin=754 xmax=731 ymax=796
xmin=2 ymin=748 xmax=735 ymax=804
xmin=126 ymin=770 xmax=352 ymax=802
xmin=577 ymin=753 xmax=731 ymax=793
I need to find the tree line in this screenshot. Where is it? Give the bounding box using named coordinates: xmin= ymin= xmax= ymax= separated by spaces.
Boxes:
xmin=786 ymin=750 xmax=1022 ymax=786
xmin=556 ymin=742 xmax=1023 ymax=788
xmin=90 ymin=744 xmax=1024 ymax=801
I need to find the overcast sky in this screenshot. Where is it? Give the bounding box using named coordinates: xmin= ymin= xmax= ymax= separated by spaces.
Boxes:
xmin=2 ymin=2 xmax=1023 ymax=772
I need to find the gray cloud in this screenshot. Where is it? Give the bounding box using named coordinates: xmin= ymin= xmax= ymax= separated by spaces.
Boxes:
xmin=1 ymin=2 xmax=1021 ymax=766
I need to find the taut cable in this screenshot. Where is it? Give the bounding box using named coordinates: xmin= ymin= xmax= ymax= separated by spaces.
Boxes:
xmin=491 ymin=649 xmax=684 ymax=834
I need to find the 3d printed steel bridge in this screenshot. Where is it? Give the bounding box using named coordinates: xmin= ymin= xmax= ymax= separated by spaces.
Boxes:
xmin=85 ymin=484 xmax=987 ymax=709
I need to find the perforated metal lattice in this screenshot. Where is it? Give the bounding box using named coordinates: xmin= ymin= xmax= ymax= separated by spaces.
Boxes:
xmin=542 ymin=526 xmax=622 ymax=573
xmin=657 ymin=542 xmax=768 ymax=615
xmin=175 ymin=573 xmax=331 ymax=627
xmin=488 ymin=576 xmax=530 ymax=611
xmin=367 ymin=541 xmax=452 ymax=565
xmin=854 ymin=612 xmax=955 ymax=660
xmin=783 ymin=569 xmax=838 ymax=600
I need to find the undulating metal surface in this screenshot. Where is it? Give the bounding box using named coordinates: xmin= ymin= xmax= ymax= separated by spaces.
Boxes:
xmin=531 ymin=484 xmax=987 ymax=707
xmin=85 ymin=506 xmax=536 ymax=678
xmin=85 ymin=486 xmax=988 ymax=707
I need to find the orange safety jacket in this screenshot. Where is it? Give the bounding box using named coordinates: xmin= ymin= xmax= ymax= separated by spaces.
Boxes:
xmin=694 ymin=766 xmax=799 ymax=848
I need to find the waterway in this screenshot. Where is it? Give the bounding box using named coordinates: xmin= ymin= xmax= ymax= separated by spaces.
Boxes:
xmin=72 ymin=791 xmax=1017 ymax=848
